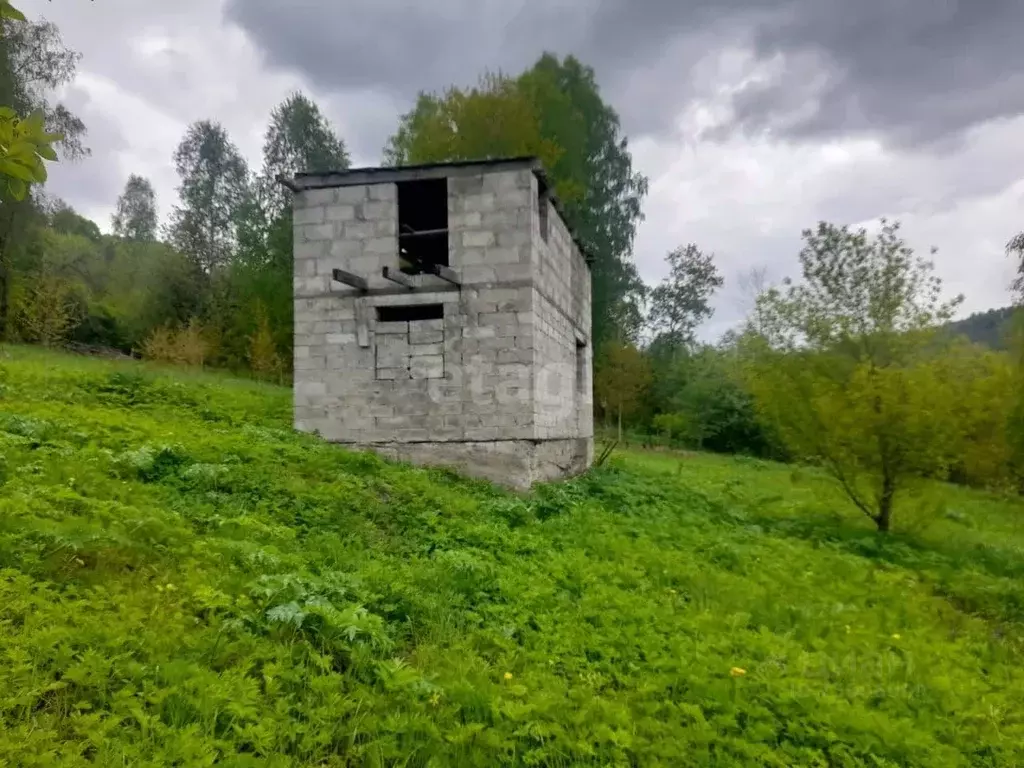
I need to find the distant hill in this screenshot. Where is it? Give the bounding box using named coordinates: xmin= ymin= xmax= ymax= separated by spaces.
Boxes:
xmin=946 ymin=306 xmax=1018 ymax=349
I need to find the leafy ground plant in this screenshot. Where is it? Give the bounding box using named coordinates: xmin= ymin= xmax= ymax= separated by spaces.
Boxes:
xmin=0 ymin=345 xmax=1022 ymax=766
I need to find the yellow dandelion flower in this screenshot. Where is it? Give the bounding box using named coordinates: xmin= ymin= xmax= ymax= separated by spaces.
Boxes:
xmin=730 ymin=667 xmax=746 ymax=677
xmin=503 ymin=672 xmax=513 ymax=681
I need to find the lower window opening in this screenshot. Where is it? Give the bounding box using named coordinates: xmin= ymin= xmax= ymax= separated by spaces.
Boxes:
xmin=376 ymin=304 xmax=444 ymax=323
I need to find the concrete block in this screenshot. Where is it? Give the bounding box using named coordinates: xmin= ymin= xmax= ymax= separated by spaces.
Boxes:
xmin=409 ymin=342 xmax=443 ymax=356
xmin=464 ymin=193 xmax=497 ymax=213
xmin=294 ymin=240 xmax=330 ymax=261
xmin=497 ymin=229 xmax=531 ymax=248
xmin=485 ymin=250 xmax=520 ymax=268
xmin=303 ymin=188 xmax=335 ymax=206
xmin=482 ymin=171 xmax=523 ymax=194
xmin=368 ymin=183 xmax=397 ymax=201
xmin=329 ymin=239 xmax=363 ymax=261
xmin=463 ymin=326 xmax=496 ymax=339
xmin=410 ymin=356 xmax=445 ymax=379
xmin=295 ymin=276 xmax=330 ymax=296
xmin=463 ymin=230 xmax=495 ymax=248
xmin=326 ymin=305 xmax=356 ymax=321
xmin=481 ymin=312 xmax=518 ymax=326
xmin=294 ymin=205 xmax=326 ymax=225
xmin=295 ymin=380 xmax=327 ymax=397
xmin=449 ymin=175 xmax=485 ymax=195
xmin=326 ymin=332 xmax=357 ymax=345
xmin=460 ymin=266 xmax=498 ymax=284
xmin=376 ymin=321 xmax=409 ymax=336
xmin=360 ymin=201 xmax=394 ymax=220
xmin=450 ymin=211 xmax=482 ymax=229
xmin=374 ymin=367 xmax=408 ymax=381
xmin=376 ymin=350 xmax=410 ymax=368
xmin=409 ymin=330 xmax=444 ymax=346
xmin=295 ymin=356 xmax=327 ymax=371
xmin=364 ymin=237 xmax=397 ymax=255
xmin=299 ymin=223 xmax=334 ymax=242
xmin=341 ymin=221 xmax=376 ymax=240
xmin=325 ymin=204 xmax=356 ymax=222
xmin=295 ymin=258 xmax=316 ymax=277
xmin=333 ymin=186 xmax=368 ymax=204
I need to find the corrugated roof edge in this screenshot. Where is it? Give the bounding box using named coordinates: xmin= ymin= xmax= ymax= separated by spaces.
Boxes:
xmin=280 ymin=156 xmax=594 ymax=267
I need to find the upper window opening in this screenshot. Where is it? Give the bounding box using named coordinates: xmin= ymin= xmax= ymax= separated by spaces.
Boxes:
xmin=398 ymin=178 xmax=448 ymax=276
xmin=376 ymin=303 xmax=444 ymax=323
xmin=538 ymin=188 xmax=549 ymax=243
xmin=575 ymin=338 xmax=586 ymax=395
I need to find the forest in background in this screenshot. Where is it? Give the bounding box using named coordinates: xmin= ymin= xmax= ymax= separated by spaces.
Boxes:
xmin=2 ymin=2 xmax=1024 ymax=532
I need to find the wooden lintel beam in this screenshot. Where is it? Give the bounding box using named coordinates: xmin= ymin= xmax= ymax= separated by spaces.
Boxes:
xmin=398 ymin=227 xmax=449 ymax=239
xmin=430 ymin=264 xmax=461 ymax=286
xmin=382 ymin=266 xmax=414 ymax=289
xmin=331 ymin=268 xmax=368 ymax=292
xmin=275 ymin=173 xmax=300 ymax=193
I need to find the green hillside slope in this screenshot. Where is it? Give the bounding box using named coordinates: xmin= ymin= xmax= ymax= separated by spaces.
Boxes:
xmin=1 ymin=347 xmax=1022 ymax=766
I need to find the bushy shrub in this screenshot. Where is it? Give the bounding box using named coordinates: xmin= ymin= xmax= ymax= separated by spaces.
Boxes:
xmin=247 ymin=304 xmax=283 ymax=382
xmin=12 ymin=273 xmax=81 ymax=346
xmin=141 ymin=318 xmax=213 ymax=367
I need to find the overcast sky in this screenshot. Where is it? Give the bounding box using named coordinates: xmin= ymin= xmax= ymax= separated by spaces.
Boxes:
xmin=27 ymin=0 xmax=1023 ymax=340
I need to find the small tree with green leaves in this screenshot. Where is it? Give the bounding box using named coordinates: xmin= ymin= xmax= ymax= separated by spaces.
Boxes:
xmin=648 ymin=243 xmax=723 ymax=352
xmin=13 ymin=271 xmax=80 ymax=346
xmin=745 ymin=219 xmax=964 ymax=532
xmin=594 ymin=340 xmax=652 ymax=442
xmin=247 ymin=302 xmax=283 ymax=382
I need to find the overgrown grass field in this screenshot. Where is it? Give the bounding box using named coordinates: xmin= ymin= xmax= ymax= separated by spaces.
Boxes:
xmin=1 ymin=346 xmax=1022 ymax=766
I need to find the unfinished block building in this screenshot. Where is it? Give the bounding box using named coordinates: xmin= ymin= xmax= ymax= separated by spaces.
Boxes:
xmin=287 ymin=157 xmax=593 ymax=488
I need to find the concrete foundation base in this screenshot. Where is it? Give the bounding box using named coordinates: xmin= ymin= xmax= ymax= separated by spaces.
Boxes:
xmin=354 ymin=438 xmax=593 ymax=489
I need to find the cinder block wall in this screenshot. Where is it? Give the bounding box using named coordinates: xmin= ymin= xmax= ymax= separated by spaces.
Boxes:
xmin=291 ymin=161 xmax=593 ymax=488
xmin=529 ymin=173 xmax=594 ymax=480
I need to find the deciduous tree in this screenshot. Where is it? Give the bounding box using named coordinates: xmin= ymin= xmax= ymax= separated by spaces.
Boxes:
xmin=384 ymin=54 xmax=649 ymax=347
xmin=112 ymin=174 xmax=157 ymax=241
xmin=648 ymin=243 xmax=723 ymax=350
xmin=167 ymin=120 xmax=249 ymax=273
xmin=13 ymin=270 xmax=78 ymax=346
xmin=384 ymin=73 xmax=565 ymax=188
xmin=521 ymin=55 xmax=648 ymax=348
xmin=259 ymin=91 xmax=349 ymax=219
xmin=593 ymin=340 xmax=652 ymax=441
xmin=0 ymin=0 xmax=75 ymax=339
xmin=744 ymin=219 xmax=964 ymax=532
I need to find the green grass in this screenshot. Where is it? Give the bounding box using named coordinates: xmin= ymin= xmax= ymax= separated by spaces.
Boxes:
xmin=1 ymin=345 xmax=1023 ymax=767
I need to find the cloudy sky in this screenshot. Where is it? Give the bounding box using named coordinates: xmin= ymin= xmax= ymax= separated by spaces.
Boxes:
xmin=28 ymin=0 xmax=1023 ymax=339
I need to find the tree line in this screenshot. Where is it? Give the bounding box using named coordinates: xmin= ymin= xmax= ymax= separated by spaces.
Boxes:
xmin=597 ymin=221 xmax=1024 ymax=531
xmin=3 ymin=1 xmax=1024 ymax=532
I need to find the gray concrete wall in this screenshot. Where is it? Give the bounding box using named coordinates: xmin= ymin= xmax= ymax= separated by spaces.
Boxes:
xmin=531 ymin=177 xmax=594 ymax=446
xmin=292 ymin=164 xmax=593 ymax=488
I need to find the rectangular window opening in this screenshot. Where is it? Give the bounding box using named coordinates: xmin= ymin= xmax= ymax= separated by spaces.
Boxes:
xmin=575 ymin=338 xmax=586 ymax=395
xmin=397 ymin=178 xmax=448 ymax=275
xmin=376 ymin=303 xmax=444 ymax=323
xmin=538 ymin=188 xmax=550 ymax=243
